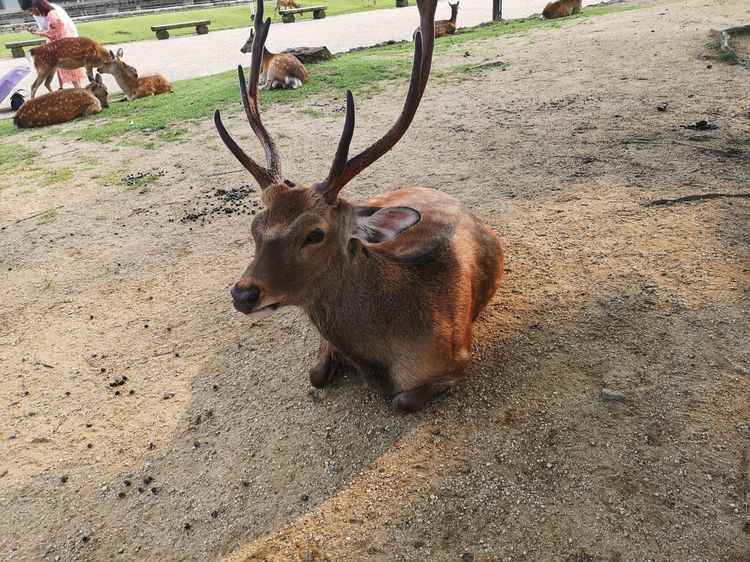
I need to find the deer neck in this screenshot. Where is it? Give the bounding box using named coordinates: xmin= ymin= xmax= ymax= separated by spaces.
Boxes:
xmin=112 ymin=60 xmax=139 ymax=93
xmin=450 ymin=5 xmax=458 ymax=22
xmin=304 ymin=237 xmax=399 ymax=344
xmin=260 ymin=47 xmax=275 ymax=71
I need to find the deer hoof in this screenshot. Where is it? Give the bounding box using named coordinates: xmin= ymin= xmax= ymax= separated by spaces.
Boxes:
xmin=392 ymin=385 xmax=437 ymax=414
xmin=309 ymin=359 xmax=336 ymax=388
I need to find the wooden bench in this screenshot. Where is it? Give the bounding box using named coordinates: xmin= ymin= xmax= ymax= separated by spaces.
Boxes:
xmin=5 ymin=38 xmax=46 ymax=58
xmin=150 ymin=20 xmax=211 ymax=40
xmin=279 ymin=6 xmax=327 ymax=23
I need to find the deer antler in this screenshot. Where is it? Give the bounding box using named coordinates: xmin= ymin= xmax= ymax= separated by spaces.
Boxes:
xmin=317 ymin=0 xmax=437 ymax=204
xmin=214 ymin=0 xmax=283 ymax=189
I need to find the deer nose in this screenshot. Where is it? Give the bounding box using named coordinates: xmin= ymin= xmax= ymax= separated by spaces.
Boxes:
xmin=230 ymin=284 xmax=261 ymax=313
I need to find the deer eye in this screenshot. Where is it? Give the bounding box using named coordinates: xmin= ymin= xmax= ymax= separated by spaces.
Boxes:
xmin=303 ymin=228 xmax=325 ymax=247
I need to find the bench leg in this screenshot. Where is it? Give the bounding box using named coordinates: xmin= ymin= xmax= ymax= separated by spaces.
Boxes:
xmin=196 ymin=24 xmax=209 ymax=35
xmin=396 ymin=0 xmax=409 ymax=6
xmin=313 ymin=9 xmax=326 ymax=18
xmin=11 ymin=47 xmax=24 ymax=58
xmin=282 ymin=13 xmax=295 ymax=23
xmin=156 ymin=29 xmax=170 ymax=40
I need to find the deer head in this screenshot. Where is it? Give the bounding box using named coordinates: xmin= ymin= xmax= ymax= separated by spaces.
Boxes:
xmin=98 ymin=48 xmax=139 ymax=78
xmin=86 ymin=72 xmax=109 ymax=108
xmin=240 ymin=29 xmax=255 ymax=54
xmin=216 ymin=0 xmax=437 ymax=317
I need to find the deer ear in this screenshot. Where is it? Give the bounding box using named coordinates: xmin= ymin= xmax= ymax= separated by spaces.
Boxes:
xmin=116 ymin=47 xmax=124 ymax=58
xmin=352 ymin=206 xmax=421 ymax=243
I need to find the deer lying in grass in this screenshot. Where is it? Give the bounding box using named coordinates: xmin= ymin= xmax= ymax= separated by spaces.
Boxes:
xmin=240 ymin=29 xmax=308 ymax=90
xmin=542 ymin=0 xmax=581 ymax=19
xmin=14 ymin=73 xmax=108 ymax=128
xmin=414 ymin=1 xmax=458 ymax=39
xmin=97 ymin=48 xmax=173 ymax=101
xmin=274 ymin=0 xmax=300 ymax=14
xmin=216 ymin=0 xmax=505 ymax=413
xmin=28 ymin=37 xmax=110 ymax=98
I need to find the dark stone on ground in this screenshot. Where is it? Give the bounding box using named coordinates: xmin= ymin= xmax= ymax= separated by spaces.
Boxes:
xmin=282 ymin=46 xmax=333 ymax=65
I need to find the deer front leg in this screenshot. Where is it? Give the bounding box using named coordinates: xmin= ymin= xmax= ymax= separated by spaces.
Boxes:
xmin=30 ymin=73 xmax=47 ymax=98
xmin=391 ymin=323 xmax=472 ymax=413
xmin=391 ymin=379 xmax=458 ymax=414
xmin=44 ymin=71 xmax=55 ymax=93
xmin=309 ymin=339 xmax=346 ymax=388
xmin=258 ymin=70 xmax=269 ymax=89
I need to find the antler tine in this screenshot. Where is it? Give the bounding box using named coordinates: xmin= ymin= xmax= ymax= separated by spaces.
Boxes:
xmin=317 ymin=0 xmax=436 ymax=203
xmin=213 ymin=0 xmax=283 ymax=189
xmin=320 ymin=90 xmax=355 ymax=203
xmin=214 ymin=109 xmax=276 ymax=186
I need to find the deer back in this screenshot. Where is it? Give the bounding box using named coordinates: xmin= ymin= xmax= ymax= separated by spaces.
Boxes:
xmin=265 ymin=51 xmax=308 ymax=84
xmin=542 ymin=0 xmax=582 ymax=18
xmin=30 ymin=37 xmax=110 ymax=72
xmin=135 ymin=74 xmax=173 ymax=97
xmin=14 ymin=87 xmax=103 ymax=128
xmin=433 ymin=2 xmax=458 ymax=37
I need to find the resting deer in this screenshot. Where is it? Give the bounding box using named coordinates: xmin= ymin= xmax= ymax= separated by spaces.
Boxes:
xmin=97 ymin=48 xmax=173 ymax=101
xmin=415 ymin=1 xmax=458 ymax=39
xmin=216 ymin=0 xmax=504 ymax=413
xmin=542 ymin=0 xmax=581 ymax=19
xmin=15 ymin=73 xmax=108 ymax=128
xmin=240 ymin=29 xmax=308 ymax=90
xmin=274 ymin=0 xmax=300 ymax=15
xmin=28 ymin=37 xmax=110 ymax=98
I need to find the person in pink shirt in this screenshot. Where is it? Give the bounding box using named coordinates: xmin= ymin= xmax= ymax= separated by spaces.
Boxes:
xmin=23 ymin=0 xmax=85 ymax=89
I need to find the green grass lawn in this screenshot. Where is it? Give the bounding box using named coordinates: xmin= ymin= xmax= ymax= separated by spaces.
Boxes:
xmin=0 ymin=5 xmax=636 ymax=146
xmin=0 ymin=0 xmax=385 ymax=60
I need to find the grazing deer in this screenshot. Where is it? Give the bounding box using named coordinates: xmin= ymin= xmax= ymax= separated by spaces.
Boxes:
xmin=414 ymin=1 xmax=458 ymax=39
xmin=14 ymin=73 xmax=109 ymax=128
xmin=215 ymin=0 xmax=504 ymax=413
xmin=542 ymin=0 xmax=581 ymax=19
xmin=240 ymin=29 xmax=308 ymax=90
xmin=97 ymin=48 xmax=173 ymax=101
xmin=27 ymin=37 xmax=110 ymax=98
xmin=274 ymin=0 xmax=300 ymax=15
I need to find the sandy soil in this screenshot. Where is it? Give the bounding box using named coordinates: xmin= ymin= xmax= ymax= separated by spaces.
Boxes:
xmin=1 ymin=0 xmax=749 ymax=560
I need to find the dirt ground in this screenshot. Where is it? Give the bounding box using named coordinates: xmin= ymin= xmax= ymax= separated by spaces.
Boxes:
xmin=1 ymin=0 xmax=749 ymax=560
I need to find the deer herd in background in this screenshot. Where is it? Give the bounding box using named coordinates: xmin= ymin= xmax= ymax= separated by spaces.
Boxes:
xmin=14 ymin=0 xmax=582 ymax=129
xmin=14 ymin=36 xmax=172 ymax=128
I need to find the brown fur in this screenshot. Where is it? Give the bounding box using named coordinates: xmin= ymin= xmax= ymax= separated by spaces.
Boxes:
xmin=542 ymin=0 xmax=582 ymax=19
xmin=14 ymin=73 xmax=109 ymax=128
xmin=416 ymin=2 xmax=458 ymax=39
xmin=28 ymin=37 xmax=110 ymax=98
xmin=233 ymin=184 xmax=504 ymax=413
xmin=274 ymin=0 xmax=300 ymax=13
xmin=224 ymin=0 xmax=502 ymax=413
xmin=241 ymin=31 xmax=308 ymax=90
xmin=97 ymin=49 xmax=172 ymax=101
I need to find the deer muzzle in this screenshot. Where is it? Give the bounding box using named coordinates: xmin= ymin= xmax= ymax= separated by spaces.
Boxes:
xmin=230 ymin=283 xmax=280 ymax=317
xmin=230 ymin=283 xmax=260 ymax=313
